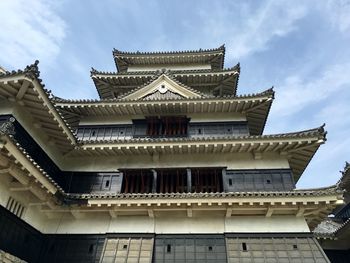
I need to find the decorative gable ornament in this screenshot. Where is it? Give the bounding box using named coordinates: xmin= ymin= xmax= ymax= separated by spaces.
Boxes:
xmin=122 ymin=74 xmax=203 ymax=101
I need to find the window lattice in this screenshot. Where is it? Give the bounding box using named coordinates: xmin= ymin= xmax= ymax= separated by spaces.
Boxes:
xmin=6 ymin=197 xmax=25 ymax=218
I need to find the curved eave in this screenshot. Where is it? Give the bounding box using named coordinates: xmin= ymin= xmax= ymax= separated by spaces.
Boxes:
xmin=0 ymin=135 xmax=60 ymax=194
xmin=92 ymin=68 xmax=239 ymax=100
xmin=338 ymin=161 xmax=350 ymax=190
xmin=54 ymin=91 xmax=274 ymax=134
xmin=0 ymin=65 xmax=76 ymax=152
xmin=46 ymin=186 xmax=342 ymax=227
xmin=68 ymin=126 xmax=326 ymax=181
xmin=113 ymin=46 xmax=226 ymax=72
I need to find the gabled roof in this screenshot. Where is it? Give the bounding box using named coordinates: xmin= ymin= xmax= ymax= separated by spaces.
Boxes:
xmin=113 ymin=45 xmax=226 ymax=72
xmin=120 ymin=71 xmax=206 ymax=100
xmin=91 ymin=65 xmax=240 ymax=99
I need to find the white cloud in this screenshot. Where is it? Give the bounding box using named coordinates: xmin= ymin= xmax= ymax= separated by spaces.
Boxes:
xmin=197 ymin=1 xmax=307 ymax=60
xmin=0 ymin=0 xmax=66 ymax=69
xmin=226 ymin=1 xmax=307 ymax=60
xmin=326 ymin=0 xmax=350 ymax=33
xmin=271 ymin=62 xmax=350 ymax=118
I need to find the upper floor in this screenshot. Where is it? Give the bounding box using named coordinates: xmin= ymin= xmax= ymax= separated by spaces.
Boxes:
xmin=76 ymin=116 xmax=249 ymax=142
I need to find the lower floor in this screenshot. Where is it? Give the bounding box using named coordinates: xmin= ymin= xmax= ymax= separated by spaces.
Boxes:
xmin=0 ymin=205 xmax=333 ymax=263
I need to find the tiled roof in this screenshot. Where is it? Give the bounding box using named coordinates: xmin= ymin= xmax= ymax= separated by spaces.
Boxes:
xmin=52 ymin=87 xmax=274 ymax=104
xmin=113 ymin=46 xmax=226 ymax=72
xmin=337 ymin=161 xmax=350 ymax=191
xmin=113 ymin=45 xmax=225 ymax=56
xmin=314 ymin=218 xmax=350 ymax=238
xmin=77 ymin=124 xmax=325 ymax=144
xmin=0 ymin=60 xmax=77 ymax=148
xmin=90 ymin=64 xmax=240 ymax=76
xmin=66 ymin=185 xmax=341 ymax=200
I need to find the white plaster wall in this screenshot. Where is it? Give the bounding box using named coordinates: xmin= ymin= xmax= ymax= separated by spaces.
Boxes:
xmin=0 ymin=180 xmax=311 ymax=234
xmin=155 ymin=217 xmax=225 ymax=234
xmin=31 ymin=214 xmax=310 ymax=234
xmin=0 ymin=175 xmax=11 ymax=208
xmin=189 ymin=113 xmax=246 ymax=122
xmin=62 ymin=152 xmax=290 ymax=171
xmin=225 ymin=216 xmax=310 ymax=233
xmin=127 ymin=64 xmax=211 ymax=72
xmin=0 ymin=100 xmax=14 ymax=116
xmin=0 ymin=174 xmax=50 ymax=232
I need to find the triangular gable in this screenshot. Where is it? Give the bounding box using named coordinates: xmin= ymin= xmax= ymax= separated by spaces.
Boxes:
xmin=122 ymin=74 xmax=203 ymax=100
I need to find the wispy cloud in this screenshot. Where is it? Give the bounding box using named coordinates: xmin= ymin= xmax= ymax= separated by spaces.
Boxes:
xmin=271 ymin=62 xmax=350 ymax=119
xmin=0 ymin=0 xmax=66 ymax=68
xmin=226 ymin=1 xmax=307 ymax=60
xmin=195 ymin=1 xmax=307 ymax=61
xmin=325 ymin=0 xmax=350 ymax=33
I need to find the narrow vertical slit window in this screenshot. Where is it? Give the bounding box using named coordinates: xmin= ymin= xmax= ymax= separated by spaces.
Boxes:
xmin=167 ymin=244 xmax=171 ymax=253
xmin=105 ymin=180 xmax=110 ymax=188
xmin=242 ymin=242 xmax=247 ymax=251
xmin=88 ymin=244 xmax=94 ymax=254
xmin=228 ymin=179 xmax=233 ymax=186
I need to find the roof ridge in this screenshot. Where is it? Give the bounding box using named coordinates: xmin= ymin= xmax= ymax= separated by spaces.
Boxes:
xmin=0 ymin=60 xmax=41 ymax=83
xmin=113 ymin=45 xmax=225 ymax=56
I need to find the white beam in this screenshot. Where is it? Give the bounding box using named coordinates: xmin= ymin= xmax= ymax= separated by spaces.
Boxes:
xmin=187 ymin=208 xmax=193 ymax=218
xmin=266 ymin=207 xmax=274 ymax=217
xmin=109 ymin=210 xmax=118 ymax=218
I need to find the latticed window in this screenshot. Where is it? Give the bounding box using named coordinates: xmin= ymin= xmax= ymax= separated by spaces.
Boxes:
xmin=6 ymin=197 xmax=25 ymax=218
xmin=145 ymin=116 xmax=188 ymax=137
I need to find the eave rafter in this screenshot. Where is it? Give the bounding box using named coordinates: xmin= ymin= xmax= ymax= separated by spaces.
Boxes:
xmin=64 ymin=125 xmax=325 ymax=180
xmin=39 ymin=189 xmax=343 ymax=228
xmin=0 ymin=61 xmax=77 ymax=152
xmin=0 ymin=136 xmax=59 ymax=194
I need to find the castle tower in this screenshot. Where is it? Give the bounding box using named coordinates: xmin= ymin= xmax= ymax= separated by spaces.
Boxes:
xmin=0 ymin=46 xmax=343 ymax=262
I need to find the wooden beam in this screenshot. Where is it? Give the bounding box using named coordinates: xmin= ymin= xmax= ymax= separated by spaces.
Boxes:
xmin=186 ymin=168 xmax=192 ymax=193
xmin=296 ymin=207 xmax=305 ymax=217
xmin=148 ymin=209 xmax=154 ymax=218
xmin=187 ymin=208 xmax=193 ymax=217
xmin=109 ymin=210 xmax=118 ymax=218
xmin=266 ymin=207 xmax=274 ymax=217
xmin=71 ymin=211 xmax=85 ymax=219
xmin=16 ymin=80 xmax=30 ymax=100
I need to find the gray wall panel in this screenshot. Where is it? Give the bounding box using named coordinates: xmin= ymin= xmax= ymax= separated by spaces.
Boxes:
xmin=224 ymin=169 xmax=295 ymax=192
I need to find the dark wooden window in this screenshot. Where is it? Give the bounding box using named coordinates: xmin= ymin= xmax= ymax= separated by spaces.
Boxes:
xmin=156 ymin=169 xmax=188 ymax=193
xmin=191 ymin=168 xmax=223 ymax=193
xmin=121 ymin=170 xmax=154 ymax=194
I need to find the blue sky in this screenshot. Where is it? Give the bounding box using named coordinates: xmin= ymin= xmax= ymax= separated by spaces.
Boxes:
xmin=1 ymin=0 xmax=349 ymax=188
